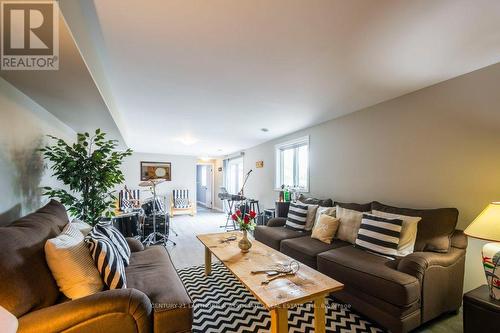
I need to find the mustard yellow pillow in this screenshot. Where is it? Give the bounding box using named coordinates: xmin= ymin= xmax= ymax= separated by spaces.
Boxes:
xmin=311 ymin=214 xmax=340 ymax=244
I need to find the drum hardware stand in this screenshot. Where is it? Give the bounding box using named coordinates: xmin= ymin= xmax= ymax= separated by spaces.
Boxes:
xmin=140 ymin=179 xmax=176 ymax=246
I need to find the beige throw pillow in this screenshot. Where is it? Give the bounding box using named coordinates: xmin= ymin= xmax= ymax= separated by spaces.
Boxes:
xmin=372 ymin=210 xmax=421 ymax=256
xmin=45 ymin=223 xmax=103 ymax=299
xmin=336 ymin=206 xmax=367 ymax=244
xmin=304 ymin=204 xmax=319 ymax=231
xmin=312 ymin=214 xmax=340 ymax=244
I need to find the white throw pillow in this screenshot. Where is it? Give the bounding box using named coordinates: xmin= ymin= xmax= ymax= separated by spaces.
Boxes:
xmin=70 ymin=218 xmax=93 ymax=236
xmin=372 ymin=210 xmax=421 ymax=256
xmin=336 ymin=206 xmax=368 ymax=244
xmin=45 ymin=223 xmax=103 ymax=299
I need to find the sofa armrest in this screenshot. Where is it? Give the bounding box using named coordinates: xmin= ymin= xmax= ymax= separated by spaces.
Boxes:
xmin=451 ymin=229 xmax=468 ymax=249
xmin=127 ymin=237 xmax=145 ymax=252
xmin=266 ymin=217 xmax=287 ymax=227
xmin=18 ymin=289 xmax=152 ymax=333
xmin=396 ymin=245 xmax=467 ymax=322
xmin=397 ymin=247 xmax=465 ymax=282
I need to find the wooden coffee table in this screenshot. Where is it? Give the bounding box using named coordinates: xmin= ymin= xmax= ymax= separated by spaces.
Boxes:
xmin=197 ymin=231 xmax=344 ymax=333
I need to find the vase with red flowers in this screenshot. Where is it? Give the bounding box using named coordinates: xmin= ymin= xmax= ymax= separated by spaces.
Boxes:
xmin=231 ymin=209 xmax=257 ymax=252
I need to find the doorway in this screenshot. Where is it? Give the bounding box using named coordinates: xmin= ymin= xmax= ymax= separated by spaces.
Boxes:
xmin=196 ymin=163 xmax=214 ymax=209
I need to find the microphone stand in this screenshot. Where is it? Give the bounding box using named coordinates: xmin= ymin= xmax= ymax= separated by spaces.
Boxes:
xmin=238 ymin=169 xmax=252 ymax=196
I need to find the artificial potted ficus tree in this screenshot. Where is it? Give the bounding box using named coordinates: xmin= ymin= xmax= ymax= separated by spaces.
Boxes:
xmin=41 ymin=129 xmax=132 ymax=225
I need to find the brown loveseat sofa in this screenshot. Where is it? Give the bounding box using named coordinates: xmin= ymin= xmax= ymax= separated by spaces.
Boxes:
xmin=0 ymin=200 xmax=192 ymax=333
xmin=255 ymin=200 xmax=467 ymax=333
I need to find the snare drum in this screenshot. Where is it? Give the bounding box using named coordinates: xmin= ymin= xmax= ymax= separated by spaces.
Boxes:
xmin=141 ymin=197 xmax=166 ymax=216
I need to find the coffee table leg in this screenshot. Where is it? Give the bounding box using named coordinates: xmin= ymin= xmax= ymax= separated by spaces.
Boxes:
xmin=270 ymin=307 xmax=287 ymax=333
xmin=314 ymin=296 xmax=326 ymax=333
xmin=204 ymin=246 xmax=211 ymax=276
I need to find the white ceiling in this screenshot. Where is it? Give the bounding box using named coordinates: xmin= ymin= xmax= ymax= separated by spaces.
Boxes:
xmin=0 ymin=12 xmax=125 ymax=147
xmin=62 ymin=0 xmax=500 ymax=156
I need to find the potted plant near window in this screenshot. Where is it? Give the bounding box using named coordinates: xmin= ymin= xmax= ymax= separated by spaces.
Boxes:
xmin=231 ymin=210 xmax=257 ymax=252
xmin=41 ymin=129 xmax=132 ymax=225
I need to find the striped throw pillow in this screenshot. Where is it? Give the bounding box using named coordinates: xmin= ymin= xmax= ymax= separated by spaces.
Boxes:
xmin=355 ymin=214 xmax=403 ymax=257
xmin=285 ymin=203 xmax=309 ymax=231
xmin=94 ymin=222 xmax=131 ymax=266
xmin=85 ymin=229 xmax=127 ymax=289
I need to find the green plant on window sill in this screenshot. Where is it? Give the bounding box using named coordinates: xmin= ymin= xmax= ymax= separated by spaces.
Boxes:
xmin=41 ymin=129 xmax=132 ymax=225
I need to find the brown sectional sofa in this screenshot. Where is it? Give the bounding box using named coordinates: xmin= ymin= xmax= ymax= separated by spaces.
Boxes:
xmin=254 ymin=200 xmax=467 ymax=333
xmin=0 ymin=200 xmax=192 ymax=333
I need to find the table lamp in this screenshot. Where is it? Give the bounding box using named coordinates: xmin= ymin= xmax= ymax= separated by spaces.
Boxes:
xmin=0 ymin=305 xmax=18 ymax=333
xmin=464 ymin=202 xmax=500 ymax=300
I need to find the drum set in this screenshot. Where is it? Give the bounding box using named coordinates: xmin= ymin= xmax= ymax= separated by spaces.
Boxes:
xmin=112 ymin=178 xmax=176 ymax=246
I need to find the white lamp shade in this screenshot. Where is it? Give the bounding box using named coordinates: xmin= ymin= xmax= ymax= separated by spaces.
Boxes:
xmin=0 ymin=306 xmax=18 ymax=333
xmin=464 ymin=202 xmax=500 ymax=242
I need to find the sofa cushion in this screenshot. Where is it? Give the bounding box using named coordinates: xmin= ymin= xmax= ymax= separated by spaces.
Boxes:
xmin=86 ymin=227 xmax=127 ymax=289
xmin=334 ymin=201 xmax=372 ymax=212
xmin=298 ymin=194 xmax=333 ymax=207
xmin=0 ymin=200 xmax=69 ymax=317
xmin=126 ymin=246 xmax=192 ymax=333
xmin=317 ymin=246 xmax=420 ymax=308
xmin=311 ymin=214 xmax=340 ymax=244
xmin=254 ymin=226 xmax=308 ymax=250
xmin=285 ymin=202 xmax=309 ymax=231
xmin=371 ymin=202 xmax=459 ymax=252
xmin=45 ymin=223 xmax=104 ymax=299
xmin=280 ymin=236 xmax=350 ymax=268
xmin=355 ymin=213 xmax=403 ymax=258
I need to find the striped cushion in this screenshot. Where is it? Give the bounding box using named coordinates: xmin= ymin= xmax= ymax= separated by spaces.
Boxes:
xmin=85 ymin=229 xmax=127 ymax=289
xmin=285 ymin=203 xmax=309 ymax=231
xmin=94 ymin=222 xmax=131 ymax=266
xmin=175 ymin=197 xmax=190 ymax=208
xmin=173 ymin=189 xmax=190 ymax=208
xmin=355 ymin=214 xmax=403 ymax=258
xmin=119 ymin=189 xmax=140 ymax=210
xmin=45 ymin=223 xmax=104 ymax=299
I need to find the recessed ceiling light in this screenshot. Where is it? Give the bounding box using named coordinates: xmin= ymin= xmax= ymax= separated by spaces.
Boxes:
xmin=174 ymin=135 xmax=199 ymax=145
xmin=261 ymin=128 xmax=269 ymax=132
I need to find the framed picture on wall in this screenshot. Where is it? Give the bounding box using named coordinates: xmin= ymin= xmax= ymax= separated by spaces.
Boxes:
xmin=140 ymin=161 xmax=171 ymax=181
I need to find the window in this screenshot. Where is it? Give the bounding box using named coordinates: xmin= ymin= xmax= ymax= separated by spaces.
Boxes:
xmin=226 ymin=157 xmax=244 ymax=194
xmin=275 ymin=136 xmax=309 ymax=191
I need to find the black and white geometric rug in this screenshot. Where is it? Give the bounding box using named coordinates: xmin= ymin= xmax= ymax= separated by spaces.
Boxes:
xmin=178 ymin=263 xmax=385 ymax=333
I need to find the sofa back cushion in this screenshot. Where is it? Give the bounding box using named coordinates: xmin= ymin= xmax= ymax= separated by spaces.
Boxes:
xmin=0 ymin=200 xmax=69 ymax=317
xmin=371 ymin=201 xmax=458 ymax=253
xmin=298 ymin=194 xmax=333 ymax=207
xmin=334 ymin=201 xmax=372 ymax=212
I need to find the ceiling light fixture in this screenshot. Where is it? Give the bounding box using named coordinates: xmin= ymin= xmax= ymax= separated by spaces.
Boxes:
xmin=174 ymin=135 xmax=199 ymax=146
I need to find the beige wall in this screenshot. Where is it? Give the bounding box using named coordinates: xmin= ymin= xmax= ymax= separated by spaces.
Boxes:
xmin=0 ymin=78 xmax=76 ymax=225
xmin=242 ymin=62 xmax=500 ymax=292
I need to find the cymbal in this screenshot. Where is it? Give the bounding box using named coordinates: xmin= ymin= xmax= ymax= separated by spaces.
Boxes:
xmin=138 ymin=178 xmax=166 ymax=187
